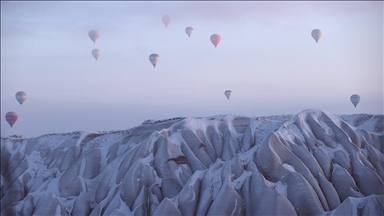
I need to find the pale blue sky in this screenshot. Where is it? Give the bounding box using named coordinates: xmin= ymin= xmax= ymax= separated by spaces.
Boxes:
xmin=1 ymin=1 xmax=383 ymax=138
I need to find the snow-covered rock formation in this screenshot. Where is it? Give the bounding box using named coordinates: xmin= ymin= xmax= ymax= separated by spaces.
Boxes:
xmin=1 ymin=109 xmax=384 ymax=215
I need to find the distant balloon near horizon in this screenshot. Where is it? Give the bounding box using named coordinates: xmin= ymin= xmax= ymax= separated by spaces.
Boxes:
xmin=350 ymin=94 xmax=361 ymax=108
xmin=210 ymin=34 xmax=221 ymax=48
xmin=162 ymin=15 xmax=171 ymax=28
xmin=92 ymin=49 xmax=101 ymax=61
xmin=88 ymin=30 xmax=100 ymax=44
xmin=149 ymin=54 xmax=160 ymax=68
xmin=185 ymin=27 xmax=194 ymax=38
xmin=5 ymin=111 xmax=18 ymax=128
xmin=224 ymin=90 xmax=232 ymax=100
xmin=311 ymin=29 xmax=322 ymax=43
xmin=15 ymin=91 xmax=27 ymax=106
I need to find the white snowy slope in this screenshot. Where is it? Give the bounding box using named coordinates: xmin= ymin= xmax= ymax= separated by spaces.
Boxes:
xmin=1 ymin=109 xmax=384 ymax=216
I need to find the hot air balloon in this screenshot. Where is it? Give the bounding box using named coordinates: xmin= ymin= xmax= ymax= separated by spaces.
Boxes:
xmin=149 ymin=54 xmax=160 ymax=68
xmin=88 ymin=30 xmax=100 ymax=44
xmin=210 ymin=34 xmax=221 ymax=48
xmin=350 ymin=94 xmax=361 ymax=108
xmin=311 ymin=29 xmax=322 ymax=43
xmin=162 ymin=15 xmax=171 ymax=28
xmin=92 ymin=49 xmax=101 ymax=60
xmin=5 ymin=111 xmax=18 ymax=128
xmin=224 ymin=90 xmax=232 ymax=100
xmin=15 ymin=91 xmax=27 ymax=106
xmin=185 ymin=27 xmax=194 ymax=38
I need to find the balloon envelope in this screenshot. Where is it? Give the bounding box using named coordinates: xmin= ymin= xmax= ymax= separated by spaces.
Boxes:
xmin=162 ymin=15 xmax=171 ymax=28
xmin=185 ymin=27 xmax=194 ymax=38
xmin=350 ymin=94 xmax=361 ymax=108
xmin=15 ymin=91 xmax=27 ymax=105
xmin=224 ymin=90 xmax=232 ymax=100
xmin=5 ymin=111 xmax=18 ymax=128
xmin=92 ymin=49 xmax=101 ymax=60
xmin=149 ymin=54 xmax=160 ymax=68
xmin=210 ymin=34 xmax=221 ymax=48
xmin=311 ymin=29 xmax=322 ymax=43
xmin=88 ymin=30 xmax=100 ymax=44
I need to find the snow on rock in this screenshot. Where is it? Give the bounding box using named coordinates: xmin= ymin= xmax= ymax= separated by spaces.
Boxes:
xmin=1 ymin=109 xmax=384 ymax=215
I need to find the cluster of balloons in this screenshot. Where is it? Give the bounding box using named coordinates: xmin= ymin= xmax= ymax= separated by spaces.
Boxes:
xmin=87 ymin=15 xmax=222 ymax=67
xmin=85 ymin=15 xmax=362 ymax=105
xmin=1 ymin=15 xmax=364 ymax=131
xmin=5 ymin=91 xmax=27 ymax=128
